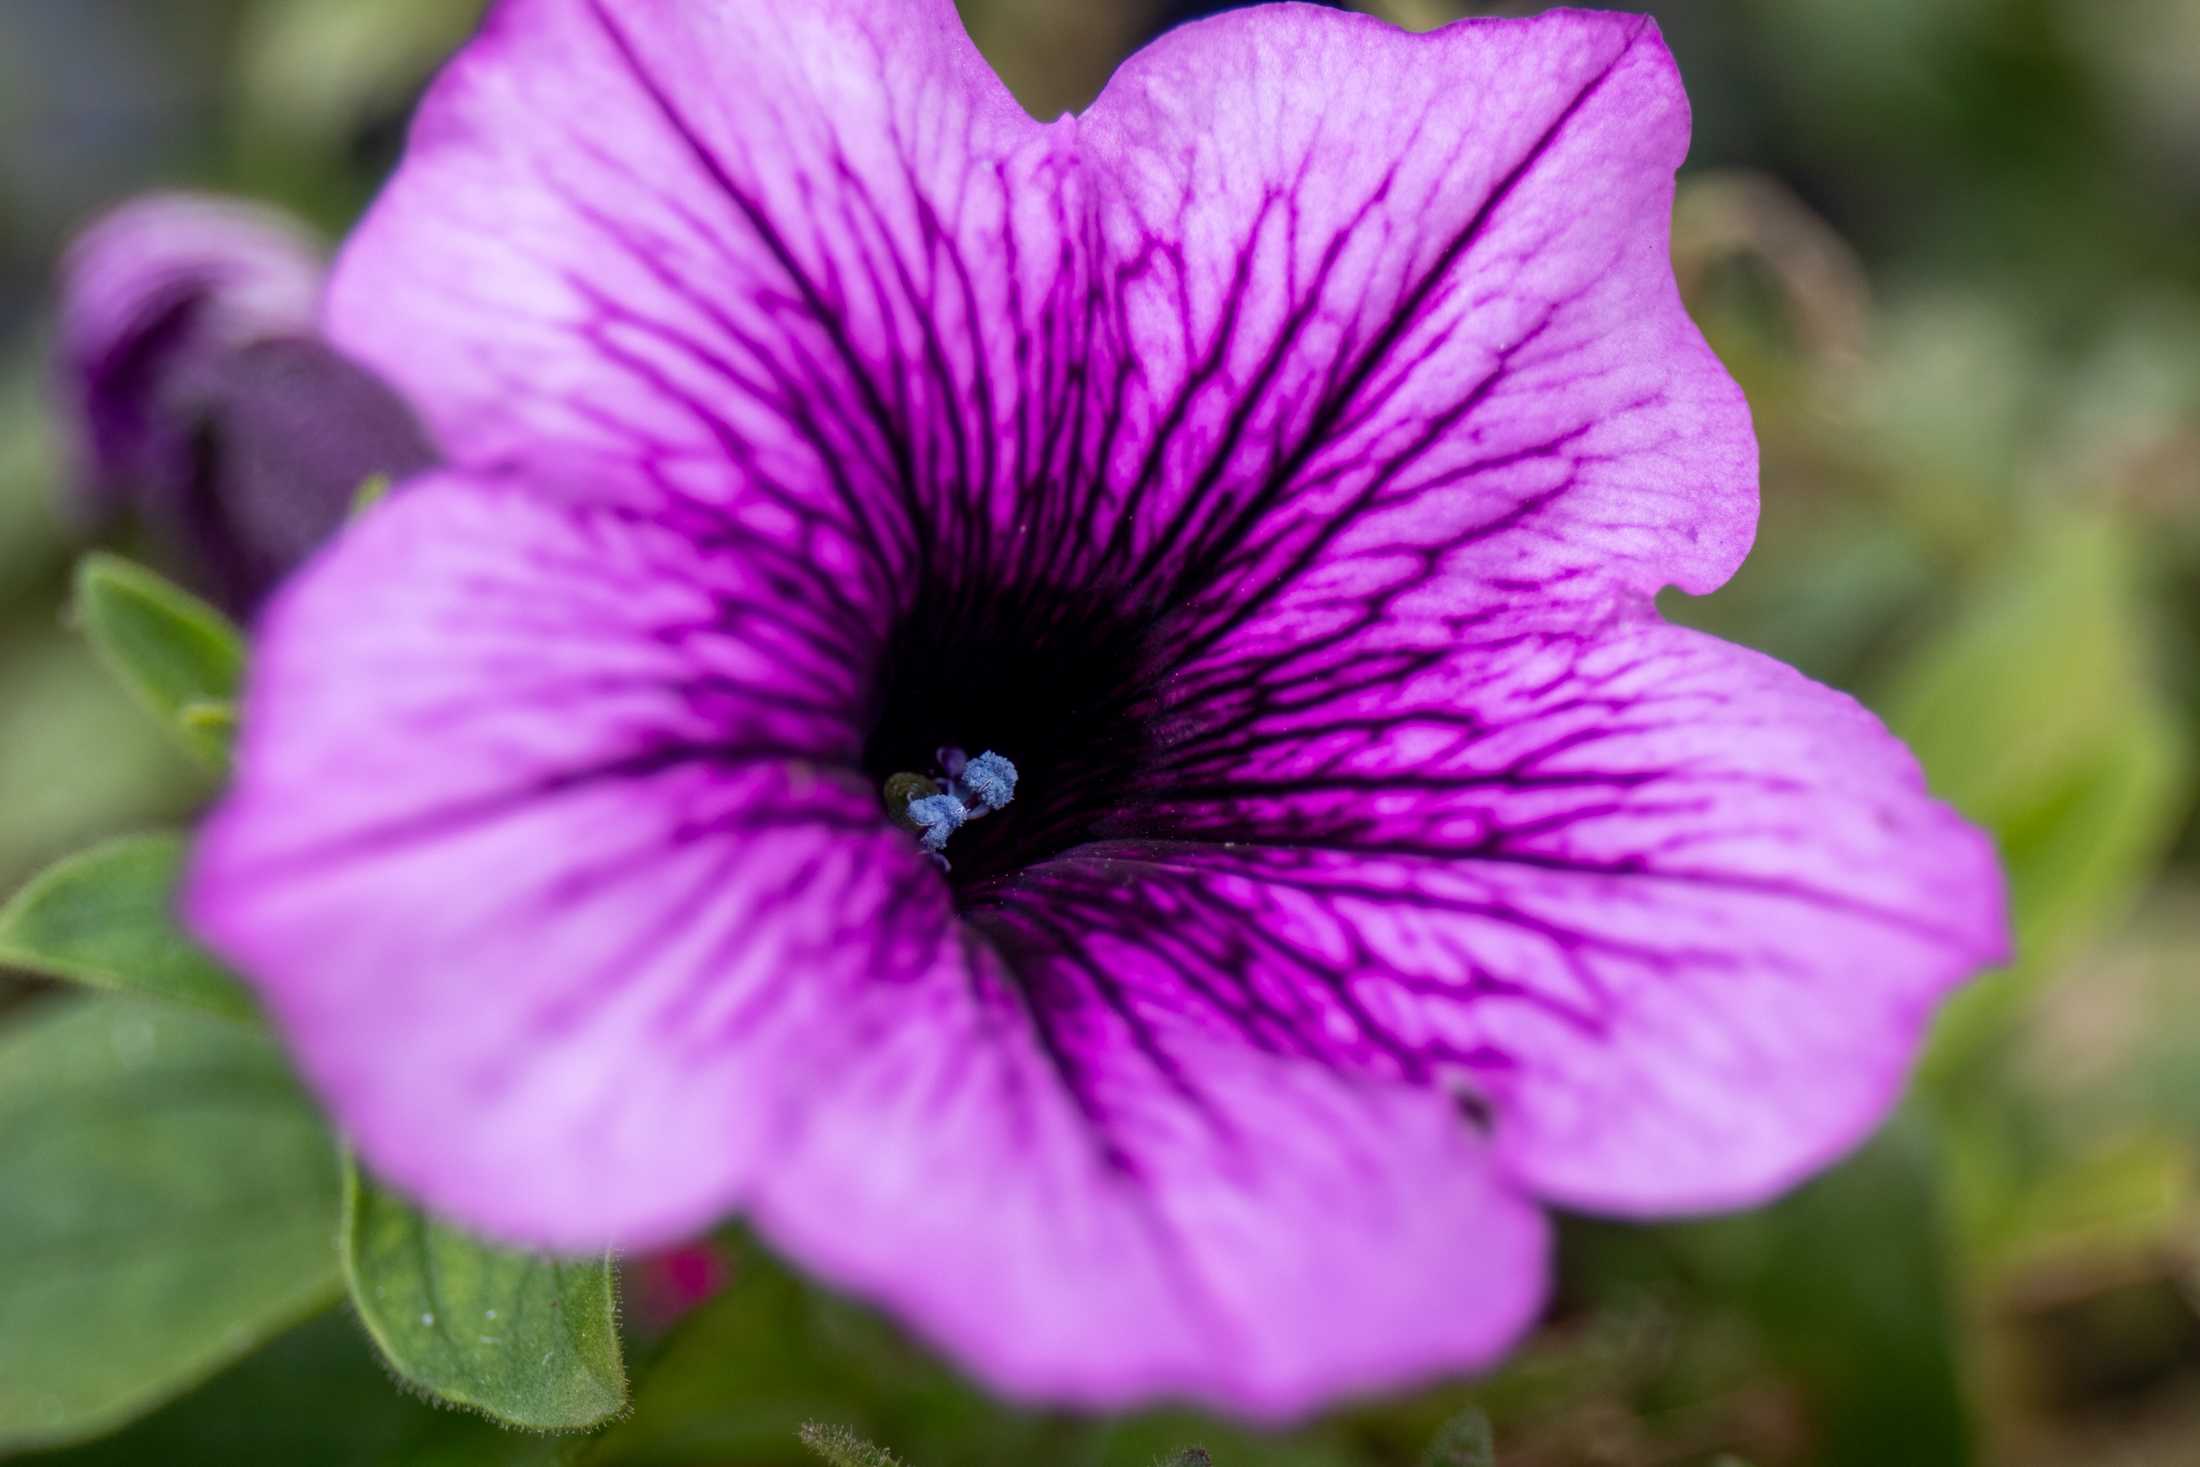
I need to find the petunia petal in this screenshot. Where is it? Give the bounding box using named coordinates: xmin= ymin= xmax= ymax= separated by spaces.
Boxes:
xmin=325 ymin=0 xmax=1086 ymax=608
xmin=188 ymin=477 xmax=941 ymax=1246
xmin=1008 ymin=613 xmax=2007 ymax=1212
xmin=190 ymin=476 xmax=1549 ymax=1413
xmin=748 ymin=934 xmax=1549 ymax=1419
xmin=1075 ymin=7 xmax=1754 ymax=655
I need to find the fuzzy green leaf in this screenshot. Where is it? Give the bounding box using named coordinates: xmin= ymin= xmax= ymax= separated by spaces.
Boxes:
xmin=798 ymin=1422 xmax=908 ymax=1467
xmin=0 ymin=834 xmax=254 ymax=1021
xmin=0 ymin=998 xmax=343 ymax=1448
xmin=72 ymin=554 xmax=244 ymax=770
xmin=341 ymin=1160 xmax=625 ymax=1432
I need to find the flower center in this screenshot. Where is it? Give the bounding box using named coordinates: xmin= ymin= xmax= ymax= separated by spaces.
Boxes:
xmin=885 ymin=748 xmax=1018 ymax=860
xmin=860 ymin=578 xmax=1156 ymax=892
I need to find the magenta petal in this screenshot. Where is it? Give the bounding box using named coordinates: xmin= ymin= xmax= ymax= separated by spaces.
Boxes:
xmin=189 ymin=477 xmax=1549 ymax=1415
xmin=188 ymin=478 xmax=935 ymax=1247
xmin=747 ymin=939 xmax=1548 ymax=1418
xmin=1070 ymin=614 xmax=2008 ymax=1212
xmin=325 ymin=0 xmax=1085 ymax=596
xmin=1077 ymin=7 xmax=1754 ymax=646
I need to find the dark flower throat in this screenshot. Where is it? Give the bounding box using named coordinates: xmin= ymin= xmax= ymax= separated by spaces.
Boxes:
xmin=861 ymin=579 xmax=1155 ymax=890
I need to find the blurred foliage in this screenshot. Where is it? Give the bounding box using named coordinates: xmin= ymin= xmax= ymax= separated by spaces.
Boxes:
xmin=2 ymin=0 xmax=2199 ymax=1464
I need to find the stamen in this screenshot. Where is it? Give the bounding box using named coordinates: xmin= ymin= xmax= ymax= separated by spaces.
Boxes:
xmin=904 ymin=793 xmax=968 ymax=852
xmin=881 ymin=748 xmax=1019 ymax=860
xmin=957 ymin=751 xmax=1018 ymax=813
xmin=883 ymin=772 xmax=941 ymax=834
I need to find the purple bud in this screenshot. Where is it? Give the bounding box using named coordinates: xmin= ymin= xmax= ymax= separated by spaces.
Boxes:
xmin=55 ymin=194 xmax=435 ymax=612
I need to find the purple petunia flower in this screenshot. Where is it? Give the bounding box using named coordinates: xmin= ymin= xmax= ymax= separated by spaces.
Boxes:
xmin=186 ymin=0 xmax=2008 ymax=1417
xmin=56 ymin=194 xmax=435 ymax=611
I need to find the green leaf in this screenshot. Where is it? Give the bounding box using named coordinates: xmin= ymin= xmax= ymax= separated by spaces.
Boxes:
xmin=0 ymin=998 xmax=344 ymax=1449
xmin=15 ymin=1311 xmax=557 ymax=1467
xmin=1422 ymin=1410 xmax=1496 ymax=1467
xmin=0 ymin=834 xmax=255 ymax=1021
xmin=340 ymin=1160 xmax=625 ymax=1433
xmin=798 ymin=1422 xmax=908 ymax=1467
xmin=72 ymin=555 xmax=244 ymax=770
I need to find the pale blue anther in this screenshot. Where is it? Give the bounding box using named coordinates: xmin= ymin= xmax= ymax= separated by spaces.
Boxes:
xmin=904 ymin=793 xmax=968 ymax=852
xmin=958 ymin=750 xmax=1018 ymax=813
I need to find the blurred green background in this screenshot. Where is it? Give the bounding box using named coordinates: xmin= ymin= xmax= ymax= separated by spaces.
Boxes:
xmin=2 ymin=1 xmax=2197 ymax=1463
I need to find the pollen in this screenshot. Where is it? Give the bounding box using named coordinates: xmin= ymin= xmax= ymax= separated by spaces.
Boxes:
xmin=958 ymin=751 xmax=1018 ymax=812
xmin=905 ymin=793 xmax=969 ymax=852
xmin=883 ymin=748 xmax=1018 ymax=859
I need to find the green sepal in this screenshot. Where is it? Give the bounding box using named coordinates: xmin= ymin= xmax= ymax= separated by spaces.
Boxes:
xmin=72 ymin=554 xmax=244 ymax=771
xmin=340 ymin=1158 xmax=626 ymax=1433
